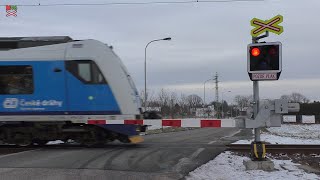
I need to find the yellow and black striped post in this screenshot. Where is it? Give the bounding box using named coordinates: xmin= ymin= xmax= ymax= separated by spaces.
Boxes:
xmin=251 ymin=141 xmax=266 ymax=160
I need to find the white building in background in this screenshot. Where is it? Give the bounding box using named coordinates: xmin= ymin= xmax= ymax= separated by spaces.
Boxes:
xmin=195 ymin=106 xmax=215 ymax=117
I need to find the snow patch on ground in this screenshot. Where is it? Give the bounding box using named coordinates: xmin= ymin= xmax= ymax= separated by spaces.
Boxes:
xmin=46 ymin=140 xmax=64 ymax=145
xmin=268 ymin=124 xmax=320 ymax=139
xmin=187 ymin=124 xmax=320 ymax=179
xmin=235 ymin=124 xmax=320 ymax=144
xmin=186 ymin=151 xmax=320 ymax=180
xmin=147 ymin=125 xmax=162 ymax=130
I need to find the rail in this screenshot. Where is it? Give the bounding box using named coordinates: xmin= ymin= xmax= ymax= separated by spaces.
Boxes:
xmin=228 ymin=144 xmax=320 ymax=154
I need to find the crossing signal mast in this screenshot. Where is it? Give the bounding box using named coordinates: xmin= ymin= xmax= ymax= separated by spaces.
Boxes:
xmin=246 ymin=15 xmax=286 ymax=161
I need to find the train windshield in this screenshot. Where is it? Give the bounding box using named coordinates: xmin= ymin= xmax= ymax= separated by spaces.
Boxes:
xmin=66 ymin=60 xmax=107 ymax=84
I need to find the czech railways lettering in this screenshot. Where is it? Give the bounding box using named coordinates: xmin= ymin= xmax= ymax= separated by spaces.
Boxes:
xmin=3 ymin=98 xmax=63 ymax=110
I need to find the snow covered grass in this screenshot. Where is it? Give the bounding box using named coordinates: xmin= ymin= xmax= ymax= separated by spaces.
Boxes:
xmin=235 ymin=124 xmax=320 ymax=144
xmin=187 ymin=124 xmax=320 ymax=179
xmin=268 ymin=124 xmax=320 ymax=139
xmin=186 ymin=151 xmax=319 ymax=180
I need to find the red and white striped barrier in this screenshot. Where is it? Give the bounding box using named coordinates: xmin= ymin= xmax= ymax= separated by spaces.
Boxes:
xmin=87 ymin=119 xmax=236 ymax=128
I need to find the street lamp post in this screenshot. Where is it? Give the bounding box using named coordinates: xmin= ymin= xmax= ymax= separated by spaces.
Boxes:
xmin=144 ymin=37 xmax=171 ymax=112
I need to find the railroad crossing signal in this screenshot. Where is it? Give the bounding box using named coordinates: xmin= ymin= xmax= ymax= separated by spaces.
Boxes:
xmin=251 ymin=15 xmax=283 ymax=37
xmin=247 ymin=42 xmax=282 ymax=81
xmin=248 ymin=15 xmax=284 ymax=162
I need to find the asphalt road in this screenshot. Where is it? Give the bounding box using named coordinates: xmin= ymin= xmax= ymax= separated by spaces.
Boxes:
xmin=0 ymin=128 xmax=251 ymax=180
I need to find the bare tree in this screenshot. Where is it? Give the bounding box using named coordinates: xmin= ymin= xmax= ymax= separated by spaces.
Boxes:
xmin=234 ymin=95 xmax=253 ymax=111
xmin=140 ymin=89 xmax=155 ymax=111
xmin=302 ymin=97 xmax=310 ymax=103
xmin=291 ymin=92 xmax=309 ymax=103
xmin=169 ymin=92 xmax=179 ymax=118
xmin=280 ymin=95 xmax=290 ymax=101
xmin=186 ymin=94 xmax=203 ymax=108
xmin=281 ymin=92 xmax=309 ymax=103
xmin=186 ymin=94 xmax=203 ymax=117
xmin=178 ymin=93 xmax=189 ymax=117
xmin=157 ymin=89 xmax=170 ymax=117
xmin=157 ymin=89 xmax=169 ymax=106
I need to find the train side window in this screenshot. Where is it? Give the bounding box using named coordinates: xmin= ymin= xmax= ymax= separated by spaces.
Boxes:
xmin=0 ymin=65 xmax=34 ymax=94
xmin=65 ymin=60 xmax=107 ymax=84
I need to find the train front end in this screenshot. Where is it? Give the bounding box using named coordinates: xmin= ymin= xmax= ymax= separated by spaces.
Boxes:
xmin=0 ymin=36 xmax=145 ymax=146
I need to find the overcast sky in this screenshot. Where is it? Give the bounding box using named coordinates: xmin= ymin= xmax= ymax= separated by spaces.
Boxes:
xmin=1 ymin=0 xmax=320 ymax=103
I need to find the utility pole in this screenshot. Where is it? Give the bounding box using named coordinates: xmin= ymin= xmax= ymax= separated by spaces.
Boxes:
xmin=214 ymin=72 xmax=219 ymax=103
xmin=214 ymin=72 xmax=219 ymax=118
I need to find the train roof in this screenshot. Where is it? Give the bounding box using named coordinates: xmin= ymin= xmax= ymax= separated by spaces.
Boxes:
xmin=0 ymin=36 xmax=75 ymax=50
xmin=0 ymin=36 xmax=114 ymax=62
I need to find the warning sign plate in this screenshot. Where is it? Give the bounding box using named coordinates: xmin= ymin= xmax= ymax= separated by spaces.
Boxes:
xmin=252 ymin=73 xmax=277 ymax=80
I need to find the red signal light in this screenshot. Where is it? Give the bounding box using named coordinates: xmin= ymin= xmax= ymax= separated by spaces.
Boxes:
xmin=251 ymin=48 xmax=260 ymax=57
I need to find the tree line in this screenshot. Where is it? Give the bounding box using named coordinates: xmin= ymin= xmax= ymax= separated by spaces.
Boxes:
xmin=141 ymin=89 xmax=311 ymax=118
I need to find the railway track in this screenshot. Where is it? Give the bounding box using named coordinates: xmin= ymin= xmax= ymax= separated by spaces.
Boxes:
xmin=228 ymin=144 xmax=320 ymax=154
xmin=1 ymin=143 xmax=319 ymax=156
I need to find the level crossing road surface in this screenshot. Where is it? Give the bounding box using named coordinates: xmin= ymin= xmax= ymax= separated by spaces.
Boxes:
xmin=0 ymin=128 xmax=251 ymax=180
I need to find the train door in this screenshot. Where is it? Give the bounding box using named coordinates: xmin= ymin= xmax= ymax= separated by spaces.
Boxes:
xmin=0 ymin=61 xmax=67 ymax=114
xmin=64 ymin=60 xmax=120 ymax=115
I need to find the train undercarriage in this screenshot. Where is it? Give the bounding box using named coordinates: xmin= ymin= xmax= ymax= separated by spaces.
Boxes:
xmin=0 ymin=121 xmax=146 ymax=146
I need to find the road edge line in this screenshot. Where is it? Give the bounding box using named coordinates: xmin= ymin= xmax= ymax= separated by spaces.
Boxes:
xmin=0 ymin=149 xmax=39 ymax=159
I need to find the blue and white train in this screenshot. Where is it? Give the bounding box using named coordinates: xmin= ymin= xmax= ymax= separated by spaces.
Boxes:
xmin=0 ymin=36 xmax=146 ymax=146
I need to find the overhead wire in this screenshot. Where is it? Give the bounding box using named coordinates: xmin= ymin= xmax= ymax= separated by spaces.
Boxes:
xmin=0 ymin=0 xmax=264 ymax=7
